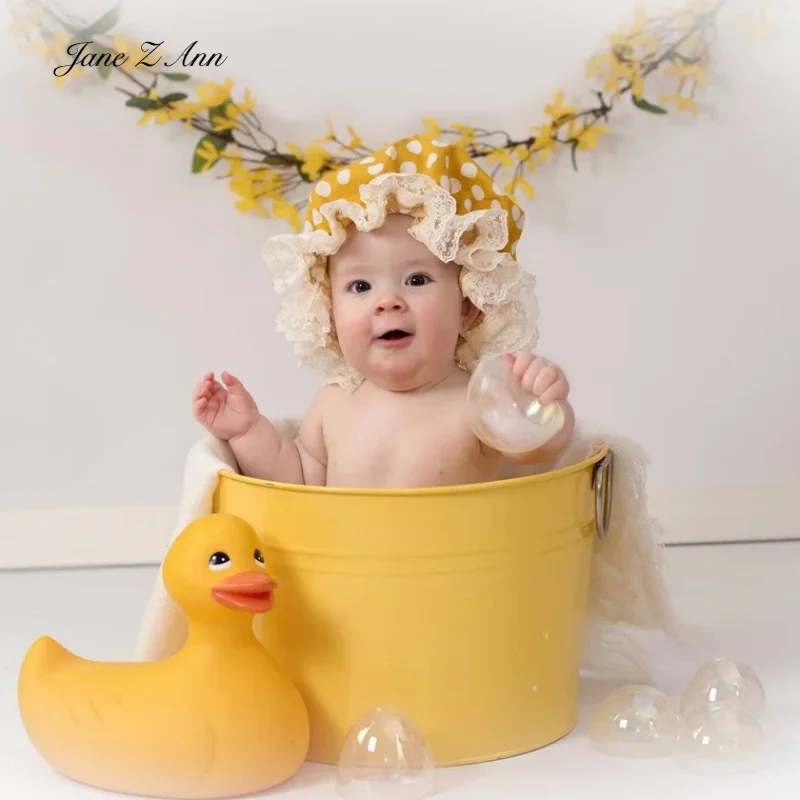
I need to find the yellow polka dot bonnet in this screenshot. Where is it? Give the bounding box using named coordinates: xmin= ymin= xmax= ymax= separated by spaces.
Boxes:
xmin=261 ymin=135 xmax=539 ymax=391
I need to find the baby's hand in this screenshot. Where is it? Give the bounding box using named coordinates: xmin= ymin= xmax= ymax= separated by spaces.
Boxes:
xmin=503 ymin=352 xmax=569 ymax=406
xmin=192 ymin=371 xmax=260 ymax=441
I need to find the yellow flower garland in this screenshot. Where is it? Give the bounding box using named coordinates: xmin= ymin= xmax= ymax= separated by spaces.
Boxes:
xmin=9 ymin=0 xmax=779 ymax=231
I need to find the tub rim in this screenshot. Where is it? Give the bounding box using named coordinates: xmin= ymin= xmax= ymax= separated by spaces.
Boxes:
xmin=216 ymin=444 xmax=609 ymax=499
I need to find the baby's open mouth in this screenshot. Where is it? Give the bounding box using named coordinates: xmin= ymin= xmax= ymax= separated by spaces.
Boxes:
xmin=378 ymin=330 xmax=411 ymax=340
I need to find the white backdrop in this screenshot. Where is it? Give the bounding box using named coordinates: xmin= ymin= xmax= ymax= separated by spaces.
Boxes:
xmin=1 ymin=0 xmax=799 ymax=564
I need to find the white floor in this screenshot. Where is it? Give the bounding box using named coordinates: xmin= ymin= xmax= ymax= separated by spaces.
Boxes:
xmin=1 ymin=542 xmax=798 ymax=799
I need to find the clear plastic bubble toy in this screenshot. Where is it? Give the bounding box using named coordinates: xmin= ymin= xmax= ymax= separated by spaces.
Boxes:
xmin=465 ymin=355 xmax=565 ymax=454
xmin=681 ymin=657 xmax=766 ymax=720
xmin=336 ymin=706 xmax=436 ymax=800
xmin=679 ymin=703 xmax=764 ymax=763
xmin=588 ymin=685 xmax=682 ymax=758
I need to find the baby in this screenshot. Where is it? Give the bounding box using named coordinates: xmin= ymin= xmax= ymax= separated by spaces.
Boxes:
xmin=192 ymin=138 xmax=574 ymax=488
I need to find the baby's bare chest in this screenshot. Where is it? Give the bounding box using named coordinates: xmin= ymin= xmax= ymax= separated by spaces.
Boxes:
xmin=323 ymin=394 xmax=498 ymax=488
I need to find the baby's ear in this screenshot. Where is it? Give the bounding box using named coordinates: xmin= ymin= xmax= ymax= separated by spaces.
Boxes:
xmin=460 ymin=297 xmax=481 ymax=332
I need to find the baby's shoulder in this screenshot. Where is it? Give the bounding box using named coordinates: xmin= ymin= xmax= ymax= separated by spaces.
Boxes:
xmin=301 ymin=382 xmax=350 ymax=430
xmin=314 ymin=382 xmax=349 ymax=412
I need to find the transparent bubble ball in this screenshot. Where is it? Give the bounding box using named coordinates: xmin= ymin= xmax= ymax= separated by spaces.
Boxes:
xmin=679 ymin=703 xmax=764 ymax=762
xmin=465 ymin=355 xmax=565 ymax=455
xmin=588 ymin=685 xmax=682 ymax=758
xmin=336 ymin=706 xmax=436 ymax=800
xmin=681 ymin=657 xmax=766 ymax=719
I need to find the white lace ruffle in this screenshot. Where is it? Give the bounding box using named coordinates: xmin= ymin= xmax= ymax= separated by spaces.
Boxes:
xmin=262 ymin=173 xmax=539 ymax=391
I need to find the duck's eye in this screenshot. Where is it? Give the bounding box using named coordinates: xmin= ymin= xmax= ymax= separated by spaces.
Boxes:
xmin=254 ymin=548 xmax=266 ymax=566
xmin=208 ymin=551 xmax=231 ymax=571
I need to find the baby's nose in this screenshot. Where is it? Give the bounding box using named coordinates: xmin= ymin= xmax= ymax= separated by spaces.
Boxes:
xmin=374 ymin=294 xmax=407 ymax=313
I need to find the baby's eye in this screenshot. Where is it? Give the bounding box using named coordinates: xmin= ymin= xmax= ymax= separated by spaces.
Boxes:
xmin=208 ymin=551 xmax=231 ymax=571
xmin=348 ymin=280 xmax=371 ymax=294
xmin=406 ymin=274 xmax=430 ymax=287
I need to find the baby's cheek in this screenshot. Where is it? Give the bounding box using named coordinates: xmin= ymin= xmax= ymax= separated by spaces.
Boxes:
xmin=333 ymin=304 xmax=367 ymax=341
xmin=425 ymin=298 xmax=464 ymax=338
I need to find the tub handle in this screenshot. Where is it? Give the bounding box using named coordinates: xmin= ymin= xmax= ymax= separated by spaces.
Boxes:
xmin=593 ymin=450 xmax=614 ymax=540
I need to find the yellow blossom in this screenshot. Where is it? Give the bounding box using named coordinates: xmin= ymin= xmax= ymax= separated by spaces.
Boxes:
xmin=285 ymin=142 xmax=328 ymax=180
xmin=285 ymin=141 xmax=303 ymax=160
xmin=112 ymin=36 xmax=152 ymax=70
xmin=302 ymin=145 xmax=329 ymax=180
xmin=531 ymin=122 xmax=557 ymax=163
xmin=195 ymin=78 xmax=234 ymax=109
xmin=254 ymin=169 xmax=281 ymax=198
xmin=229 ymin=167 xmax=286 ymax=218
xmin=514 ymin=144 xmax=531 ymax=162
xmin=421 ymin=117 xmax=443 ymax=138
xmin=451 ymin=123 xmax=476 ymax=145
xmin=585 ymin=51 xmax=614 ymax=79
xmin=346 ymin=126 xmax=363 ymax=150
xmin=664 ymin=62 xmax=707 ymax=87
xmin=505 ymin=176 xmax=535 ymax=200
xmin=601 ymin=54 xmax=645 ymax=97
xmin=517 ymin=177 xmax=535 ymax=200
xmin=234 ymin=193 xmax=267 ymax=217
xmin=326 ymin=118 xmax=337 ymax=141
xmin=53 ymin=65 xmax=83 ymax=87
xmin=575 ymin=124 xmax=610 ymax=150
xmin=220 ymin=144 xmax=244 ymax=177
xmin=487 ymin=148 xmax=514 ymax=168
xmin=544 ymin=90 xmax=576 ymax=124
xmin=625 ymin=3 xmax=648 ymax=35
xmin=165 ymin=100 xmax=205 ymax=129
xmin=272 ymin=199 xmax=303 ymax=232
xmin=660 ymin=92 xmax=698 ymax=115
xmin=233 ymin=89 xmax=257 ymax=115
xmin=33 ymin=31 xmax=71 ymax=64
xmin=625 ymin=65 xmax=645 ymax=98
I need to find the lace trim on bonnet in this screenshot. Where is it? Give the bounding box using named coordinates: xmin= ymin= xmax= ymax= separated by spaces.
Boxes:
xmin=261 ymin=172 xmax=539 ymax=392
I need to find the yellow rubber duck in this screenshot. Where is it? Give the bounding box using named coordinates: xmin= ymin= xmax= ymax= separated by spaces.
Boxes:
xmin=18 ymin=513 xmax=310 ymax=799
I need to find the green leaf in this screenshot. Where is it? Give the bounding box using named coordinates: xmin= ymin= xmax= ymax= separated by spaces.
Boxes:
xmin=67 ymin=3 xmax=122 ymax=51
xmin=569 ymin=139 xmax=579 ymax=172
xmin=192 ymin=134 xmax=227 ymax=174
xmin=160 ymin=92 xmax=188 ymax=104
xmin=632 ymin=95 xmax=668 ymax=114
xmin=161 ymin=72 xmax=191 ymax=81
xmin=125 ymin=96 xmax=161 ymax=110
xmin=297 ymin=165 xmax=315 ymax=182
xmin=208 ymin=99 xmax=232 ymax=126
xmin=83 ymin=2 xmax=122 ymax=36
xmin=262 ymin=153 xmax=288 ymax=166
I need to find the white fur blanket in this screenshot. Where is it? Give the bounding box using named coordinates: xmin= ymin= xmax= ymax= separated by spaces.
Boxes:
xmin=135 ymin=420 xmax=678 ymax=679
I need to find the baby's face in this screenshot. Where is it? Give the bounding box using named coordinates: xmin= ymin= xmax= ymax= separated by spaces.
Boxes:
xmin=328 ymin=214 xmax=475 ymax=390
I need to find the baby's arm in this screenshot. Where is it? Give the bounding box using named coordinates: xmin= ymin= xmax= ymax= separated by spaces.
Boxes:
xmin=193 ymin=371 xmax=327 ymax=485
xmin=228 ymin=415 xmax=303 ymax=483
xmin=230 ymin=387 xmax=329 ymax=485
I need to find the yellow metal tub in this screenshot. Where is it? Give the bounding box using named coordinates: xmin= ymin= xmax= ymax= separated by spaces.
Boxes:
xmin=212 ymin=447 xmax=612 ymax=766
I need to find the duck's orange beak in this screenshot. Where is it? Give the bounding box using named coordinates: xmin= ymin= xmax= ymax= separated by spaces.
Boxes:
xmin=211 ymin=571 xmax=276 ymax=613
